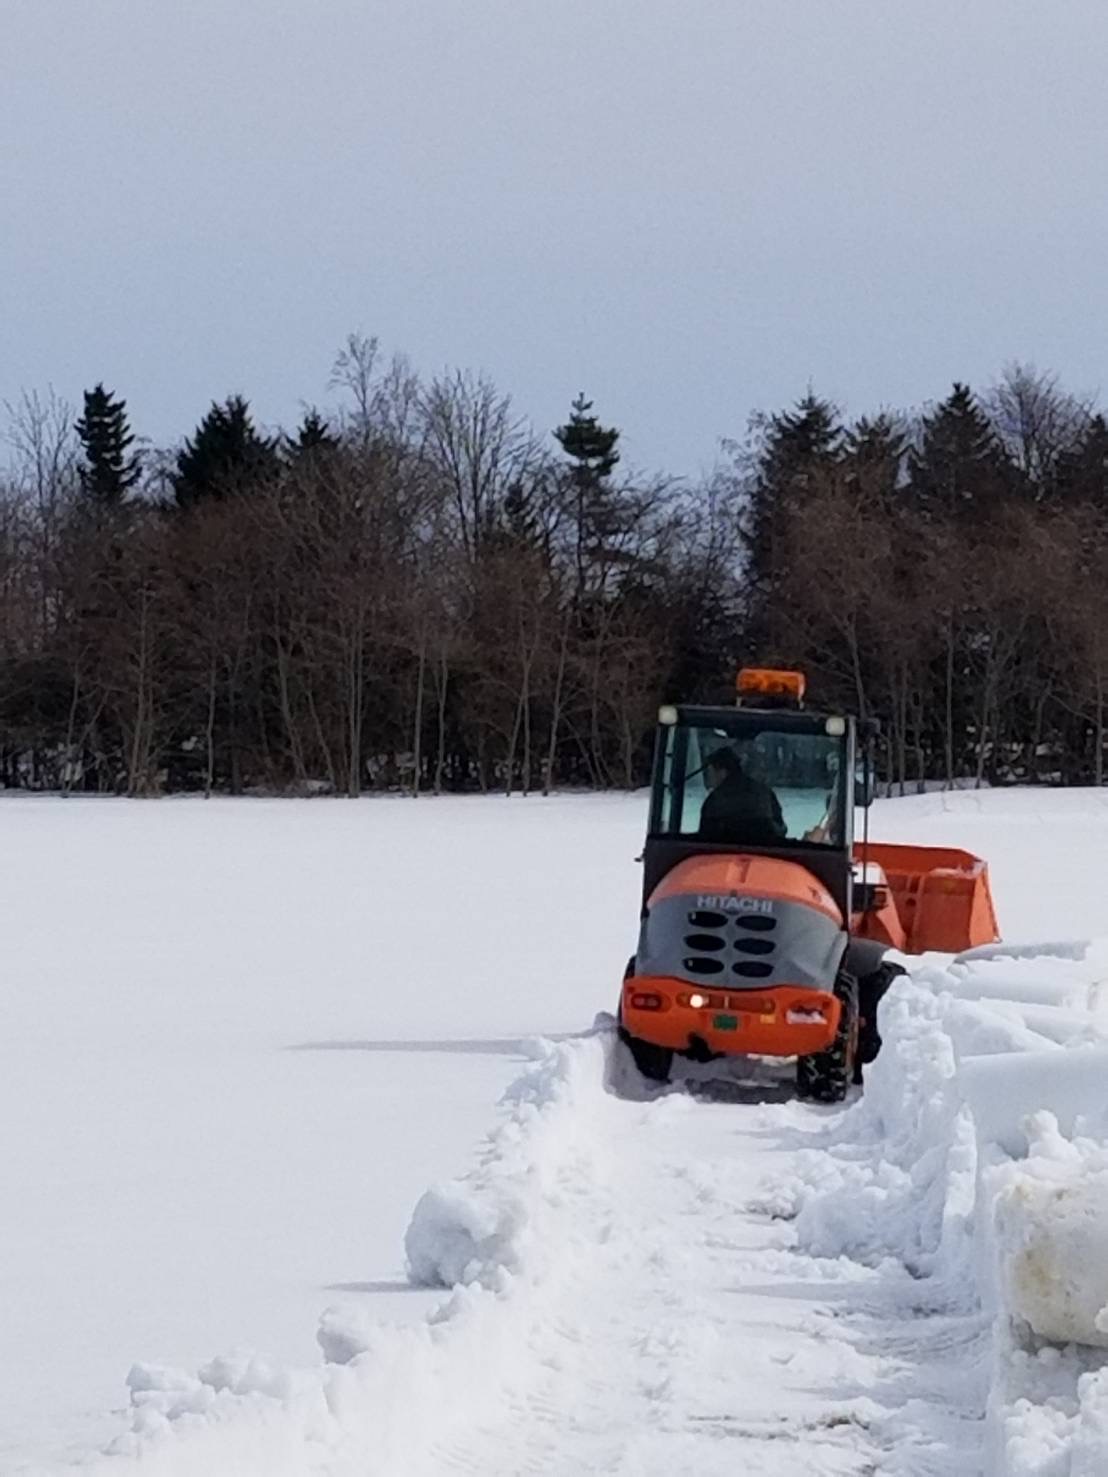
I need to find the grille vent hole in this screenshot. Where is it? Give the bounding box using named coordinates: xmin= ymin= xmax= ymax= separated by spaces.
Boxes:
xmin=684 ymin=933 xmax=726 ymax=953
xmin=733 ymin=961 xmax=774 ymax=979
xmin=685 ymin=957 xmax=725 ymax=975
xmin=736 ymin=915 xmax=776 ymax=932
xmin=734 ymin=937 xmax=775 ymax=956
xmin=688 ymin=910 xmax=726 ymax=929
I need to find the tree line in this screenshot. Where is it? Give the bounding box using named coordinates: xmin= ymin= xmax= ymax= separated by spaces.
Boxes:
xmin=0 ymin=345 xmax=1103 ymax=795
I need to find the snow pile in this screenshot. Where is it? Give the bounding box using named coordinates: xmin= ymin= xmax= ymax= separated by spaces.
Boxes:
xmin=404 ymin=1028 xmax=610 ymax=1292
xmin=993 ymin=1114 xmax=1108 ymax=1349
xmin=788 ymin=941 xmax=1108 ymax=1475
xmin=791 ymin=969 xmax=975 ymax=1279
xmin=75 ymin=1032 xmax=613 ymax=1477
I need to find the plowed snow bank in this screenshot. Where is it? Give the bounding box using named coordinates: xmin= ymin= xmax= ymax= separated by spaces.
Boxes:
xmin=785 ymin=942 xmax=1108 ymax=1476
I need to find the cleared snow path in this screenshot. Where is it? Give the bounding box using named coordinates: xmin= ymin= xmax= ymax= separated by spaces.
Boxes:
xmin=401 ymin=1040 xmax=983 ymax=1477
xmin=419 ymin=1089 xmax=970 ymax=1471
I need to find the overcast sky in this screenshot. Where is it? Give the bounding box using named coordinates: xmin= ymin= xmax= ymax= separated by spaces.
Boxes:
xmin=3 ymin=1 xmax=1107 ymax=477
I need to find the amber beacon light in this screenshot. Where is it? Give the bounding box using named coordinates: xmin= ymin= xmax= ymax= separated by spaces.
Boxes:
xmin=736 ymin=667 xmax=807 ymax=704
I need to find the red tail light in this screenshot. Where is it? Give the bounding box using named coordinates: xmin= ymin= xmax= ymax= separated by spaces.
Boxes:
xmin=630 ymin=992 xmax=663 ymax=1011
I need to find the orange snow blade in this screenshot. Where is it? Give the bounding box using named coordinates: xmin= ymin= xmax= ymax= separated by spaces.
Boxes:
xmin=853 ymin=841 xmax=999 ymax=955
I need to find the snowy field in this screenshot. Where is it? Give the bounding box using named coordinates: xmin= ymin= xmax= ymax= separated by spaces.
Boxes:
xmin=6 ymin=787 xmax=1108 ymax=1474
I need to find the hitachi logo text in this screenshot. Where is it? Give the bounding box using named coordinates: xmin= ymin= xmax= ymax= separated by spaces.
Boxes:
xmin=697 ymin=895 xmax=775 ymax=914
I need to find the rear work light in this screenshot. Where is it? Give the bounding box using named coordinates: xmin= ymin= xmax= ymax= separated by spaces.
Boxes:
xmin=677 ymin=990 xmax=723 ymax=1010
xmin=677 ymin=992 xmax=776 ymax=1015
xmin=630 ymin=992 xmax=663 ymax=1011
xmin=786 ymin=1007 xmax=828 ymax=1025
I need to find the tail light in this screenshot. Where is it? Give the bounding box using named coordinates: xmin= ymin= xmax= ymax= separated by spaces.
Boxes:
xmin=630 ymin=992 xmax=663 ymax=1011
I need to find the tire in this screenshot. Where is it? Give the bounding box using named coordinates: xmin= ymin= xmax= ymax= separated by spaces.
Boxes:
xmin=617 ymin=961 xmax=674 ymax=1083
xmin=857 ymin=961 xmax=906 ymax=1069
xmin=796 ymin=972 xmax=859 ymax=1104
xmin=618 ymin=1026 xmax=674 ymax=1083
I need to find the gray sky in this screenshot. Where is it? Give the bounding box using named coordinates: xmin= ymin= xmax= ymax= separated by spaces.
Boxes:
xmin=3 ymin=1 xmax=1107 ymax=477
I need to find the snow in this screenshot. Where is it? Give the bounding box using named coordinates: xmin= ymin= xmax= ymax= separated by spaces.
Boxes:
xmin=0 ymin=794 xmax=641 ymax=1468
xmin=9 ymin=784 xmax=1108 ymax=1474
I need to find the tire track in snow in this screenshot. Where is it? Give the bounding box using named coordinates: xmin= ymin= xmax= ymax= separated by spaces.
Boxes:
xmin=416 ymin=1046 xmax=982 ymax=1477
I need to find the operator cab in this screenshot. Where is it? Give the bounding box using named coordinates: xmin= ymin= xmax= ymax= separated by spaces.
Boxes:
xmin=643 ymin=669 xmax=859 ymax=916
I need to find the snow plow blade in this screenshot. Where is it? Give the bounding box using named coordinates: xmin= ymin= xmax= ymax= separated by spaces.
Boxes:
xmin=853 ymin=842 xmax=999 ymax=955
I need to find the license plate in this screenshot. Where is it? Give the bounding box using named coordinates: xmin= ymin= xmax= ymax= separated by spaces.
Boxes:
xmin=713 ymin=1013 xmax=739 ymax=1032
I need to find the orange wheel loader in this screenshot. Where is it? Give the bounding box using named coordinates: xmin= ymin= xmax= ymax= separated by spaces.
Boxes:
xmin=618 ymin=669 xmax=1000 ymax=1102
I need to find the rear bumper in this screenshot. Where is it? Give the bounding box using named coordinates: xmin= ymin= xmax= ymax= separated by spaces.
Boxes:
xmin=622 ymin=976 xmax=841 ymax=1057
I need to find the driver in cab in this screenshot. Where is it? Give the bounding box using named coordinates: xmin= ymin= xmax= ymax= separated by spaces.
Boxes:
xmin=698 ymin=747 xmax=787 ymax=845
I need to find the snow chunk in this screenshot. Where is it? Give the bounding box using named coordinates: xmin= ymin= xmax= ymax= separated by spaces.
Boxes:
xmin=404 ymin=1033 xmax=611 ymax=1292
xmin=995 ymin=1114 xmax=1108 ymax=1349
xmin=405 ymin=1183 xmax=523 ymax=1288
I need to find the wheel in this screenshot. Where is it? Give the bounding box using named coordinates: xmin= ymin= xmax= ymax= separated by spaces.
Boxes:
xmin=857 ymin=961 xmax=906 ymax=1072
xmin=796 ymin=972 xmax=859 ymax=1104
xmin=617 ymin=962 xmax=674 ymax=1083
xmin=618 ymin=1026 xmax=674 ymax=1083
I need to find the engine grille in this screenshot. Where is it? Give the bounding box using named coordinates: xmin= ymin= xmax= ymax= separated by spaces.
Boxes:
xmin=680 ymin=908 xmax=779 ymax=981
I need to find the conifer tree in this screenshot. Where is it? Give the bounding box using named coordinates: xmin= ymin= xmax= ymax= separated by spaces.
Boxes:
xmin=554 ymin=394 xmax=624 ymax=603
xmin=1055 ymin=413 xmax=1108 ymax=508
xmin=742 ymin=393 xmax=842 ymax=652
xmin=907 ymin=383 xmax=1011 ymax=522
xmin=287 ymin=408 xmax=339 ymax=459
xmin=75 ymin=384 xmax=141 ymax=503
xmin=173 ymin=396 xmax=278 ymax=509
xmin=554 ymin=392 xmax=620 ymax=486
xmin=843 ymin=414 xmax=907 ymax=510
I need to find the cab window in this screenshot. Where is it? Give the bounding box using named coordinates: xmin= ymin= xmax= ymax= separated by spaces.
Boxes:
xmin=654 ymin=719 xmax=847 ymax=847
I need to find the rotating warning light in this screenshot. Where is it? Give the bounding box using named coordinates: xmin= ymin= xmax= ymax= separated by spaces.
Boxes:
xmin=736 ymin=668 xmax=806 ymax=705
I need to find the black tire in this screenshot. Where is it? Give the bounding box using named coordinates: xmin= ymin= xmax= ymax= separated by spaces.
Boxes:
xmin=618 ymin=1027 xmax=674 ymax=1082
xmin=617 ymin=962 xmax=674 ymax=1083
xmin=857 ymin=961 xmax=906 ymax=1068
xmin=796 ymin=973 xmax=859 ymax=1104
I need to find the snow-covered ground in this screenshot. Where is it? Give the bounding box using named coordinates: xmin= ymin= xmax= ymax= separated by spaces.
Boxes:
xmin=2 ymin=794 xmax=641 ymax=1469
xmin=6 ymin=787 xmax=1108 ymax=1474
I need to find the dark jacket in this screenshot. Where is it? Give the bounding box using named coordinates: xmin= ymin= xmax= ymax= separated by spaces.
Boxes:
xmin=699 ymin=770 xmax=787 ymax=844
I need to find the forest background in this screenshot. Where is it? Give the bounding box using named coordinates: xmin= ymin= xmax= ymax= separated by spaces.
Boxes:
xmin=2 ymin=340 xmax=1103 ymax=797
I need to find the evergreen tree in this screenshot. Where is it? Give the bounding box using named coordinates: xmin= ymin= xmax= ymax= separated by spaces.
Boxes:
xmin=554 ymin=392 xmax=620 ymax=486
xmin=554 ymin=394 xmax=625 ymax=602
xmin=173 ymin=396 xmax=278 ymax=509
xmin=742 ymin=393 xmax=842 ymax=650
xmin=907 ymin=383 xmax=1012 ymax=522
xmin=1055 ymin=413 xmax=1108 ymax=508
xmin=287 ymin=408 xmax=339 ymax=459
xmin=75 ymin=384 xmax=141 ymax=504
xmin=843 ymin=413 xmax=907 ymax=511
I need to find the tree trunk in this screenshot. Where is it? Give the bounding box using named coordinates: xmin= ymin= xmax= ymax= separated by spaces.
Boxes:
xmin=345 ymin=616 xmax=366 ymax=799
xmin=505 ymin=693 xmax=523 ymax=797
xmin=412 ymin=634 xmax=427 ymax=797
xmin=205 ymin=655 xmax=217 ymax=798
xmin=542 ymin=614 xmax=569 ymax=797
xmin=274 ymin=620 xmax=308 ymax=788
xmin=434 ymin=652 xmax=449 ymax=796
xmin=944 ymin=621 xmax=956 ymax=789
